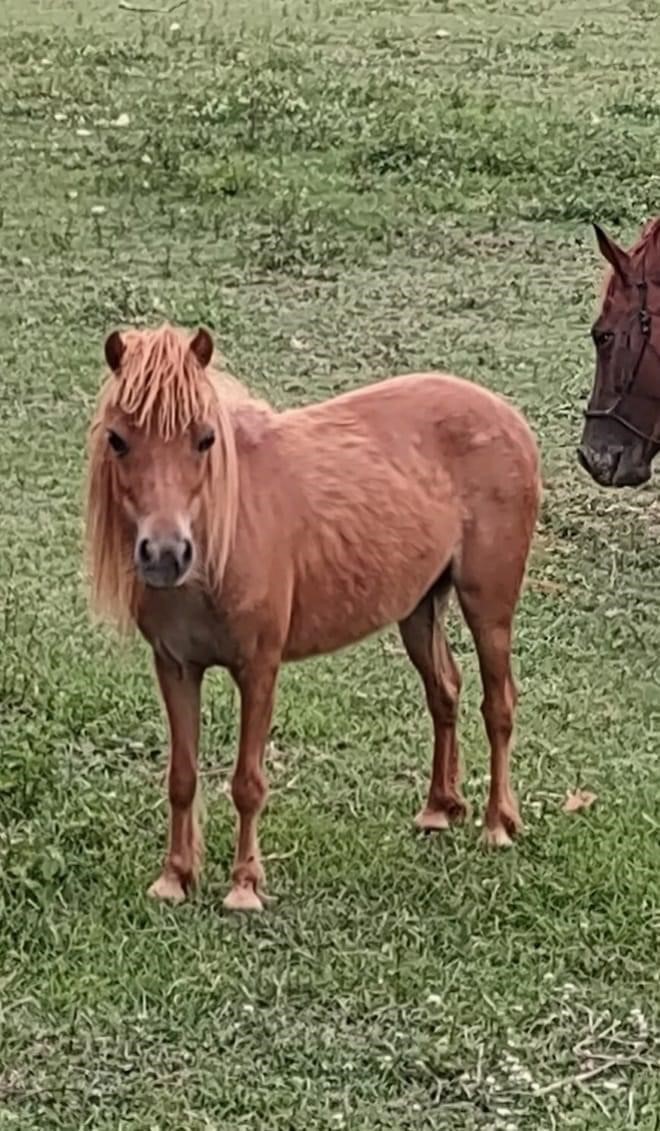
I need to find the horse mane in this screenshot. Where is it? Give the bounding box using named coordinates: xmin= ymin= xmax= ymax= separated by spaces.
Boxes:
xmin=599 ymin=215 xmax=660 ymax=302
xmin=84 ymin=323 xmax=249 ymax=633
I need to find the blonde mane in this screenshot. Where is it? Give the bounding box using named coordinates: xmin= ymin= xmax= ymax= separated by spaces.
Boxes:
xmin=84 ymin=324 xmax=248 ymax=633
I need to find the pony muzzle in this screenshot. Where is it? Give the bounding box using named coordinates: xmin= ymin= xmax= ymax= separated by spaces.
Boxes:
xmin=135 ymin=529 xmax=194 ymax=588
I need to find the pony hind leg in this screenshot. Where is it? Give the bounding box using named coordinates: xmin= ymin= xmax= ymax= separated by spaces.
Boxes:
xmin=399 ymin=574 xmax=468 ymax=832
xmin=455 ymin=540 xmax=531 ymax=847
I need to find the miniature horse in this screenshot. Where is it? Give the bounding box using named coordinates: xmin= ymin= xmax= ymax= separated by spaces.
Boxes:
xmin=85 ymin=324 xmax=540 ymax=911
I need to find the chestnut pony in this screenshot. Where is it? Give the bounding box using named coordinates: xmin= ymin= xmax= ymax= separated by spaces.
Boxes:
xmin=85 ymin=324 xmax=540 ymax=911
xmin=579 ymin=217 xmax=660 ymax=488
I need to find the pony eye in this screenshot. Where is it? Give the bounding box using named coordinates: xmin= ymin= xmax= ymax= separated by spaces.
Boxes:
xmin=197 ymin=430 xmax=215 ymax=453
xmin=107 ymin=429 xmax=129 ymax=456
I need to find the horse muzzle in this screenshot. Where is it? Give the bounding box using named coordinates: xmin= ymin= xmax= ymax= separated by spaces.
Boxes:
xmin=577 ymin=444 xmax=650 ymax=488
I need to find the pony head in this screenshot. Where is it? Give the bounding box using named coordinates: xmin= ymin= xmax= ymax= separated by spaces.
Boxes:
xmin=84 ymin=323 xmax=240 ymax=630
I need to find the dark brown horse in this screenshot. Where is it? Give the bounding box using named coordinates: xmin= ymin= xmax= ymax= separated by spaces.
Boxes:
xmin=579 ymin=218 xmax=660 ymax=487
xmin=85 ymin=324 xmax=540 ymax=911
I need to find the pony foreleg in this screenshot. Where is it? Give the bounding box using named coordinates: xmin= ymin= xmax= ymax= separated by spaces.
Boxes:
xmin=148 ymin=654 xmax=204 ymax=903
xmin=223 ymin=659 xmax=278 ymax=913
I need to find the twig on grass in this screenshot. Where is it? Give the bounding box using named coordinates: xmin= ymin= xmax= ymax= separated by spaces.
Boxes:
xmin=534 ymin=1052 xmax=659 ymax=1097
xmin=118 ymin=0 xmax=187 ymax=13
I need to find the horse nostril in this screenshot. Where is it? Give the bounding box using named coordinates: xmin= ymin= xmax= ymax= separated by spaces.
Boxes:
xmin=138 ymin=538 xmax=153 ymax=565
xmin=181 ymin=539 xmax=193 ymax=567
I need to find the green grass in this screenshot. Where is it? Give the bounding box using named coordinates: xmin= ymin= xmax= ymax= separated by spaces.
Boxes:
xmin=2 ymin=0 xmax=660 ymax=1127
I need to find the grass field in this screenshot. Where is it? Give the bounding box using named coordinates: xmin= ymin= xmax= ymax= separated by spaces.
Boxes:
xmin=2 ymin=0 xmax=660 ymax=1127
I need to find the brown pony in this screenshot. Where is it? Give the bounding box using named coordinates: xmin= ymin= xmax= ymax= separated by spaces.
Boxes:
xmin=85 ymin=324 xmax=540 ymax=911
xmin=579 ymin=217 xmax=660 ymax=488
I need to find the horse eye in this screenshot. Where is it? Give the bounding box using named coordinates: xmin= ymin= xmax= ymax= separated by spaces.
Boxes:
xmin=197 ymin=430 xmax=215 ymax=453
xmin=107 ymin=429 xmax=129 ymax=456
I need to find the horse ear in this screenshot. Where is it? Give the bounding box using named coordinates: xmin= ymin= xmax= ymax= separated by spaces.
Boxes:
xmin=189 ymin=327 xmax=214 ymax=368
xmin=593 ymin=223 xmax=630 ymax=282
xmin=104 ymin=330 xmax=125 ymax=373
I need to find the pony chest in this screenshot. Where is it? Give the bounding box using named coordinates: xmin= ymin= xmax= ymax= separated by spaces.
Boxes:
xmin=137 ymin=587 xmax=236 ymax=669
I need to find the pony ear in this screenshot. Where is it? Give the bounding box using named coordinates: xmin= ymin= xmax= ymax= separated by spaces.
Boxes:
xmin=104 ymin=330 xmax=125 ymax=373
xmin=189 ymin=327 xmax=214 ymax=368
xmin=593 ymin=223 xmax=630 ymax=283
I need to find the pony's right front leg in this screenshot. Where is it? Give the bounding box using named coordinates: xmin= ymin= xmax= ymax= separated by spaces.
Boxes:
xmin=223 ymin=657 xmax=279 ymax=913
xmin=148 ymin=653 xmax=203 ymax=904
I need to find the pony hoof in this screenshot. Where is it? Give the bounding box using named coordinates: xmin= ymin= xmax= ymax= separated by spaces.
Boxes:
xmin=147 ymin=873 xmax=187 ymax=903
xmin=482 ymin=825 xmax=515 ymax=849
xmin=414 ymin=807 xmax=450 ymax=832
xmin=223 ymin=884 xmax=264 ymax=913
xmin=415 ymin=798 xmax=468 ymax=831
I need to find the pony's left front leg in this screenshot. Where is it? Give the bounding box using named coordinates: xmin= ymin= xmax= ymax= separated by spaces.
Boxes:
xmin=223 ymin=657 xmax=279 ymax=913
xmin=148 ymin=653 xmax=204 ymax=904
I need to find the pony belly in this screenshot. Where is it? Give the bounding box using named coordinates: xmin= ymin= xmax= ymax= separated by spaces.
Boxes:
xmin=283 ymin=550 xmax=452 ymax=661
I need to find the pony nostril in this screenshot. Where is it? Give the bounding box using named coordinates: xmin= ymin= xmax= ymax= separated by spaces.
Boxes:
xmin=138 ymin=538 xmax=153 ymax=565
xmin=136 ymin=536 xmax=191 ymax=579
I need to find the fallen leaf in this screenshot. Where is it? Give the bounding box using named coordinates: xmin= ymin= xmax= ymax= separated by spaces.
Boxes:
xmin=562 ymin=789 xmax=598 ymax=814
xmin=529 ymin=577 xmax=565 ymax=594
